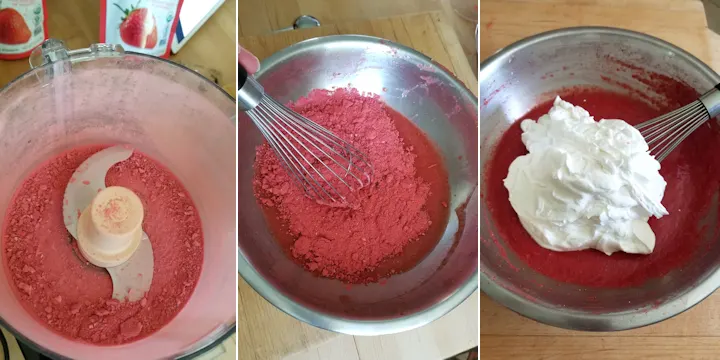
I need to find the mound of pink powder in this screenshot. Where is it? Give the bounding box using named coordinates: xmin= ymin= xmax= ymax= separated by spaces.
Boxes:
xmin=3 ymin=146 xmax=203 ymax=344
xmin=253 ymin=88 xmax=436 ymax=283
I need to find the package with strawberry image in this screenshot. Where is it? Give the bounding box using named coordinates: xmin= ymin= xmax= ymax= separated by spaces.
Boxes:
xmin=0 ymin=0 xmax=48 ymax=60
xmin=101 ymin=0 xmax=183 ymax=58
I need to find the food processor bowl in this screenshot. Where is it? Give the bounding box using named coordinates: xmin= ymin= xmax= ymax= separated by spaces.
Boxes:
xmin=237 ymin=35 xmax=478 ymax=335
xmin=480 ymin=27 xmax=720 ymax=331
xmin=0 ymin=40 xmax=236 ymax=359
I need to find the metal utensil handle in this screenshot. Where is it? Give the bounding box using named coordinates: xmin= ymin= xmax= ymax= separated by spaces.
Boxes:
xmin=699 ymin=85 xmax=720 ymax=119
xmin=275 ymin=15 xmax=321 ymax=32
xmin=238 ymin=62 xmax=248 ymax=89
xmin=237 ymin=63 xmax=264 ymax=111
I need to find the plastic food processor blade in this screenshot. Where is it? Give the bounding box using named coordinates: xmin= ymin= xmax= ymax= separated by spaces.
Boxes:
xmin=108 ymin=232 xmax=154 ymax=302
xmin=62 ymin=145 xmax=154 ymax=302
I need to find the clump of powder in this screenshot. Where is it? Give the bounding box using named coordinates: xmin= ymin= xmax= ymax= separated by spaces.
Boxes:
xmin=253 ymin=88 xmax=432 ymax=283
xmin=3 ymin=146 xmax=203 ymax=344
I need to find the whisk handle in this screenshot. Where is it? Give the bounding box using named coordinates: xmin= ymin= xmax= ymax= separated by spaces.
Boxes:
xmin=237 ymin=63 xmax=265 ymax=111
xmin=238 ymin=63 xmax=248 ymax=90
xmin=700 ymin=85 xmax=720 ymax=118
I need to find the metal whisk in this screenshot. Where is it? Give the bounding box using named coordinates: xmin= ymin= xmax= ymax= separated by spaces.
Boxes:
xmin=636 ymin=86 xmax=720 ymax=161
xmin=237 ymin=64 xmax=374 ymax=205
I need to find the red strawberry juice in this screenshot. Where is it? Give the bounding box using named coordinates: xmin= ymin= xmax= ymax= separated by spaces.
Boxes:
xmin=0 ymin=0 xmax=48 ymax=60
xmin=100 ymin=0 xmax=183 ymax=58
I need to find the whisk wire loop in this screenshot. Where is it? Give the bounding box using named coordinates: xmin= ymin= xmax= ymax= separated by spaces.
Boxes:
xmin=247 ymin=96 xmax=374 ymax=205
xmin=252 ymin=102 xmax=341 ymax=202
xmin=239 ymin=67 xmax=374 ymax=205
xmin=264 ymin=97 xmax=364 ymax=188
xmin=266 ymin=96 xmax=374 ymax=182
xmin=636 ymin=100 xmax=710 ymax=162
xmin=251 ymin=108 xmax=322 ymax=196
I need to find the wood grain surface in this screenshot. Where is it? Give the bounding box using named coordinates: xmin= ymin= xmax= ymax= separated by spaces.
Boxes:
xmin=0 ymin=0 xmax=236 ymax=91
xmin=237 ymin=0 xmax=478 ymax=75
xmin=480 ymin=0 xmax=720 ymax=359
xmin=0 ymin=2 xmax=236 ymax=359
xmin=238 ymin=11 xmax=478 ymax=360
xmin=237 ymin=0 xmax=440 ymax=37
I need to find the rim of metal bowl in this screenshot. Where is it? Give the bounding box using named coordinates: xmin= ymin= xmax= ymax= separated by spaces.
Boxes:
xmin=238 ymin=34 xmax=478 ymax=336
xmin=0 ymin=52 xmax=236 ymax=359
xmin=480 ymin=26 xmax=720 ymax=331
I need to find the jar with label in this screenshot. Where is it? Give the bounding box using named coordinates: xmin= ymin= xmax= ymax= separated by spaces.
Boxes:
xmin=0 ymin=0 xmax=48 ymax=60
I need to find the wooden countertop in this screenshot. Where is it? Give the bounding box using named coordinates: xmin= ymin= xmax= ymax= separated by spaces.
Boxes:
xmin=480 ymin=1 xmax=720 ymax=359
xmin=238 ymin=11 xmax=478 ymax=360
xmin=237 ymin=0 xmax=478 ymax=76
xmin=0 ymin=2 xmax=236 ymax=359
xmin=0 ymin=0 xmax=236 ymax=91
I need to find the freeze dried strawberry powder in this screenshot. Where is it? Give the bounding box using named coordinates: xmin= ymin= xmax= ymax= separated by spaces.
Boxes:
xmin=2 ymin=145 xmax=203 ymax=344
xmin=253 ymin=88 xmax=449 ymax=284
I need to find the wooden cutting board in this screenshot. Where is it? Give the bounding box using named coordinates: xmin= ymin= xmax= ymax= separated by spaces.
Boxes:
xmin=238 ymin=11 xmax=478 ymax=360
xmin=481 ymin=0 xmax=720 ymax=359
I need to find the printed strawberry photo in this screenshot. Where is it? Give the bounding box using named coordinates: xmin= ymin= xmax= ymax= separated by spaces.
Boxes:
xmin=0 ymin=6 xmax=31 ymax=45
xmin=100 ymin=0 xmax=181 ymax=58
xmin=114 ymin=1 xmax=157 ymax=49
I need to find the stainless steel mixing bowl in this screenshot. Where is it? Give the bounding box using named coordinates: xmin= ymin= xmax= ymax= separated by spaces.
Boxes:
xmin=480 ymin=27 xmax=720 ymax=330
xmin=238 ymin=35 xmax=478 ymax=335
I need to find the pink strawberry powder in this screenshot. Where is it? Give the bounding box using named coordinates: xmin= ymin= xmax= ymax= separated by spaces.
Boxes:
xmin=2 ymin=145 xmax=203 ymax=344
xmin=253 ymin=88 xmax=449 ymax=284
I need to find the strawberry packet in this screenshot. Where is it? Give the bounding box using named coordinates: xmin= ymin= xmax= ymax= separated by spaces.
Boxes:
xmin=100 ymin=0 xmax=183 ymax=58
xmin=0 ymin=0 xmax=48 ymax=60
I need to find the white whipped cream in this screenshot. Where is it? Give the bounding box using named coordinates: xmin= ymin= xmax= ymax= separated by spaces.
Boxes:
xmin=504 ymin=96 xmax=668 ymax=255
